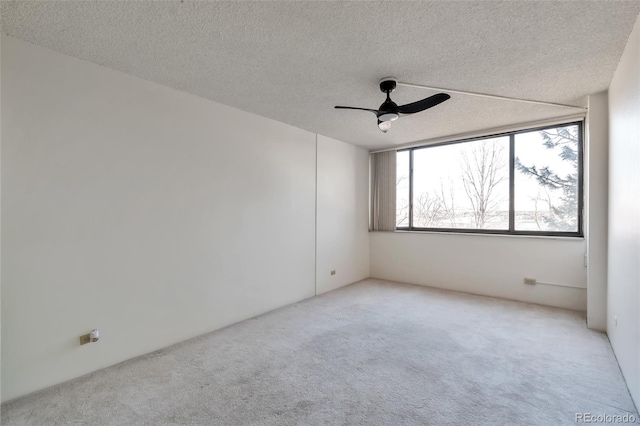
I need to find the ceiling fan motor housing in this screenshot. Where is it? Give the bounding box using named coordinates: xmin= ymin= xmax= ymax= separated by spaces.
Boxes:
xmin=379 ymin=77 xmax=398 ymax=93
xmin=378 ymin=100 xmax=400 ymax=121
xmin=378 ymin=77 xmax=400 ymax=121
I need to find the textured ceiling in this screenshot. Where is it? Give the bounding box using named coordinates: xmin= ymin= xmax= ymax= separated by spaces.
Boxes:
xmin=2 ymin=1 xmax=639 ymax=150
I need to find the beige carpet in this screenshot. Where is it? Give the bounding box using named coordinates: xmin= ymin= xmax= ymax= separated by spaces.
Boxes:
xmin=2 ymin=278 xmax=638 ymax=425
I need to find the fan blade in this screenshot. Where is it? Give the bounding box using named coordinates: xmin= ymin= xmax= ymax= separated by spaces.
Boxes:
xmin=335 ymin=106 xmax=379 ymax=114
xmin=397 ymin=93 xmax=450 ymax=114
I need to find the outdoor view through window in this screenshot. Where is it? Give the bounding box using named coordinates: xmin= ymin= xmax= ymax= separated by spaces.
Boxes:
xmin=396 ymin=123 xmax=581 ymax=235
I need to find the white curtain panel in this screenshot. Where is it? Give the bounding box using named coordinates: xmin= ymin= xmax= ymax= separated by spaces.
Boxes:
xmin=371 ymin=150 xmax=397 ymax=231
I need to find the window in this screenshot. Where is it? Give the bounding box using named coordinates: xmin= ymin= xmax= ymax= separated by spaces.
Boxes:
xmin=396 ymin=151 xmax=410 ymax=227
xmin=396 ymin=122 xmax=583 ymax=236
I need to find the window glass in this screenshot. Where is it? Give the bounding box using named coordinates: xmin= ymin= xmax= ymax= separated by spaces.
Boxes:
xmin=412 ymin=137 xmax=509 ymax=229
xmin=396 ymin=151 xmax=410 ymax=227
xmin=514 ymin=125 xmax=580 ymax=232
xmin=394 ymin=122 xmax=582 ymax=236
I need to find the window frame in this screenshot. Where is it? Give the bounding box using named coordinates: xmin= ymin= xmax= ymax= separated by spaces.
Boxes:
xmin=396 ymin=121 xmax=584 ymax=237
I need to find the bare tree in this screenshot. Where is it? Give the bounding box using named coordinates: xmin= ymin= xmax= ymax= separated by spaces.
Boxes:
xmin=395 ymin=172 xmax=444 ymax=227
xmin=460 ymin=141 xmax=507 ymax=228
xmin=413 ymin=192 xmax=443 ymax=227
xmin=529 ymin=189 xmax=553 ymax=230
xmin=396 ymin=175 xmax=409 ymax=226
xmin=396 ymin=201 xmax=409 ymax=226
xmin=438 ymin=179 xmax=457 ymax=227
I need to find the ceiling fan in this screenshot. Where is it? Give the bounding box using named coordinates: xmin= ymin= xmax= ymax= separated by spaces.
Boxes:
xmin=335 ymin=77 xmax=450 ymax=133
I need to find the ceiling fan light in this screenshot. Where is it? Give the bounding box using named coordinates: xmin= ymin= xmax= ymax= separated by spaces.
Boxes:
xmin=378 ymin=120 xmax=392 ymax=133
xmin=378 ymin=112 xmax=399 ymax=122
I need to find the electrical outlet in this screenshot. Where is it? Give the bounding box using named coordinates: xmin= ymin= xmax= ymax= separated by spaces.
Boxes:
xmin=524 ymin=277 xmax=537 ymax=285
xmin=330 ymin=270 xmax=336 ymax=276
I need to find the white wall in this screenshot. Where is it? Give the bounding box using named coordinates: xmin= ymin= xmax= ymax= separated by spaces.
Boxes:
xmin=0 ymin=36 xmax=369 ymax=402
xmin=370 ymin=232 xmax=587 ymax=311
xmin=0 ymin=25 xmax=3 ymax=409
xmin=316 ymin=135 xmax=369 ymax=294
xmin=586 ymin=92 xmax=609 ymax=331
xmin=607 ymin=15 xmax=640 ymax=408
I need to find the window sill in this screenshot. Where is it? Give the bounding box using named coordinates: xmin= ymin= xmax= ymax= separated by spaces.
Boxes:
xmin=370 ymin=229 xmax=585 ymax=241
